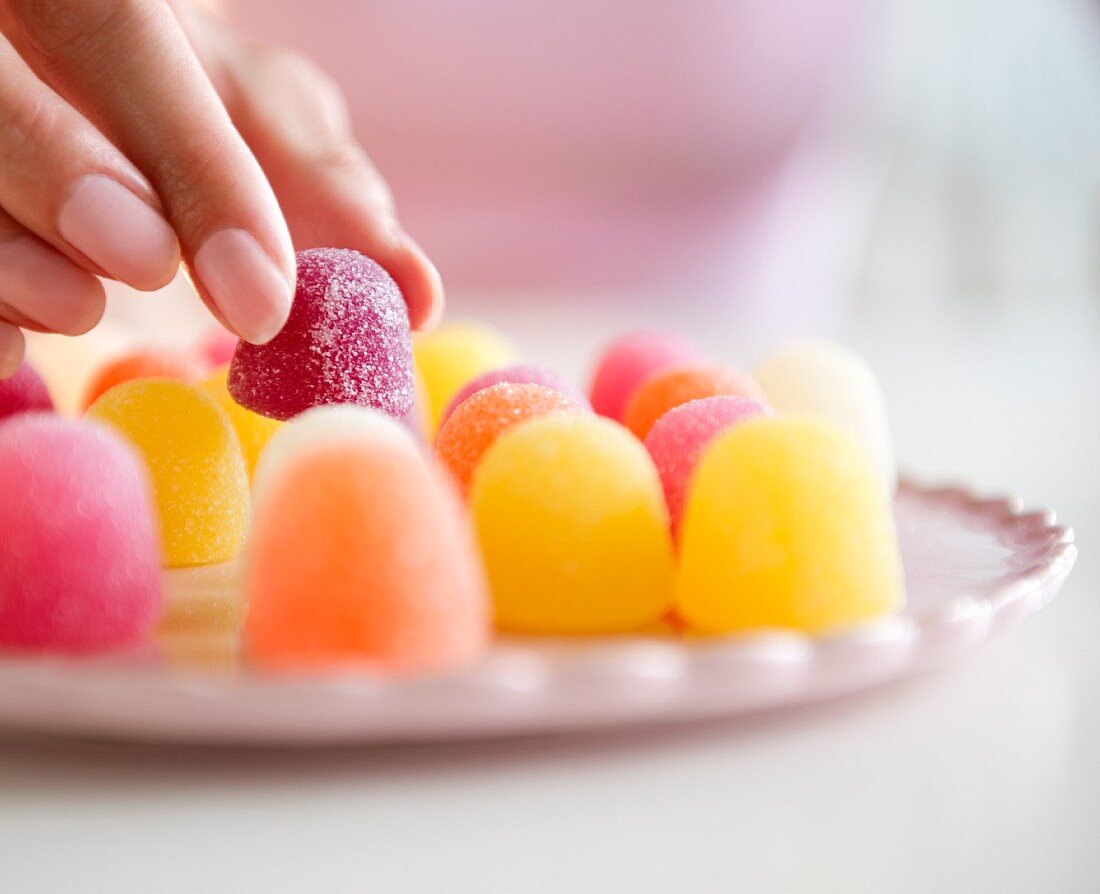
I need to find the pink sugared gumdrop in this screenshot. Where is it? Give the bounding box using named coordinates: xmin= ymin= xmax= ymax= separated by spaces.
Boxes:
xmin=589 ymin=331 xmax=701 ymax=421
xmin=0 ymin=415 xmax=162 ymax=652
xmin=644 ymin=396 xmax=771 ymax=537
xmin=197 ymin=328 xmax=237 ymax=369
xmin=0 ymin=360 xmax=53 ymax=420
xmin=439 ymin=363 xmax=589 ymax=429
xmin=229 ymin=248 xmax=415 ymax=421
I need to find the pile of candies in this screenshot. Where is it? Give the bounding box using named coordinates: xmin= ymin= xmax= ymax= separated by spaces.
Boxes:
xmin=0 ymin=248 xmax=903 ymax=675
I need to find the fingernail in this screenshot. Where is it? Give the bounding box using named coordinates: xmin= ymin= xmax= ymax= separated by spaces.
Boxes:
xmin=194 ymin=229 xmax=293 ymax=344
xmin=58 ymin=175 xmax=179 ymax=290
xmin=0 ymin=324 xmax=25 ymax=378
xmin=0 ymin=236 xmax=106 ymax=335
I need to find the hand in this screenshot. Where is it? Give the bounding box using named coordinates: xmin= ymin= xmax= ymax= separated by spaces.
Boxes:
xmin=0 ymin=0 xmax=443 ymax=376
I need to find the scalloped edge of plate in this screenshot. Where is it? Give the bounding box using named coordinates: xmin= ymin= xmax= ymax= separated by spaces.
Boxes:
xmin=0 ymin=479 xmax=1077 ymax=744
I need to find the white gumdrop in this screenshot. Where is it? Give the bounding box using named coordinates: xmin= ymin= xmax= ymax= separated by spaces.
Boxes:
xmin=753 ymin=340 xmax=897 ymax=491
xmin=251 ymin=404 xmax=420 ymax=508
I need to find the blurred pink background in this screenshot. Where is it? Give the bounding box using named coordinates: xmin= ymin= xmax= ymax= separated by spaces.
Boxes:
xmin=231 ymin=0 xmax=870 ymax=305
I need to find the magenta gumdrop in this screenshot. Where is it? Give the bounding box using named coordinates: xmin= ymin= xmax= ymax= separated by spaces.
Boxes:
xmin=588 ymin=331 xmax=701 ymax=421
xmin=439 ymin=363 xmax=590 ymax=429
xmin=228 ymin=248 xmax=415 ymax=421
xmin=0 ymin=415 xmax=162 ymax=652
xmin=0 ymin=360 xmax=53 ymax=420
xmin=644 ymin=396 xmax=771 ymax=537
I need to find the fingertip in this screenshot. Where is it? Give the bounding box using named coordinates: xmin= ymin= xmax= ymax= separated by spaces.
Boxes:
xmin=0 ymin=235 xmax=107 ymax=336
xmin=57 ymin=175 xmax=181 ymax=292
xmin=389 ymin=232 xmax=445 ymax=331
xmin=194 ymin=228 xmax=293 ymax=345
xmin=0 ymin=322 xmax=25 ymax=378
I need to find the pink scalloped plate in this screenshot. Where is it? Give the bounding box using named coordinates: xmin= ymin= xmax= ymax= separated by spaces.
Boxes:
xmin=0 ymin=480 xmax=1076 ymax=745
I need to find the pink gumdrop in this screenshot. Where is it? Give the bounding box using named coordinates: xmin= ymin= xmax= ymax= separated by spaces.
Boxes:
xmin=0 ymin=360 xmax=53 ymax=420
xmin=588 ymin=331 xmax=701 ymax=421
xmin=0 ymin=415 xmax=162 ymax=652
xmin=197 ymin=329 xmax=238 ymax=368
xmin=229 ymin=248 xmax=415 ymax=421
xmin=439 ymin=363 xmax=590 ymax=428
xmin=644 ymin=396 xmax=771 ymax=537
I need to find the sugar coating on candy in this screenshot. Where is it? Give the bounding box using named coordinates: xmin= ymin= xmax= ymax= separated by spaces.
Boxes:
xmin=439 ymin=363 xmax=589 ymax=428
xmin=245 ymin=424 xmax=489 ymax=673
xmin=676 ymin=416 xmax=903 ymax=635
xmin=622 ymin=363 xmax=767 ymax=439
xmin=435 ymin=383 xmax=585 ymax=495
xmin=0 ymin=415 xmax=161 ymax=651
xmin=201 ymin=365 xmax=281 ymax=477
xmin=644 ymin=396 xmax=771 ymax=537
xmin=588 ymin=331 xmax=701 ymax=420
xmin=413 ymin=323 xmax=518 ymax=433
xmin=0 ymin=360 xmax=52 ymax=419
xmin=754 ymin=339 xmax=897 ymax=491
xmin=82 ymin=349 xmax=204 ymax=411
xmin=471 ymin=414 xmax=674 ymax=634
xmin=88 ymin=379 xmax=249 ymax=567
xmin=229 ymin=248 xmax=414 ymax=421
xmin=252 ymin=404 xmax=420 ymax=509
xmin=24 ymin=325 xmax=129 ymax=414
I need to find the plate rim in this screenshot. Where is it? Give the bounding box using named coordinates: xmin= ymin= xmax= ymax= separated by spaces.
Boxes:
xmin=0 ymin=477 xmax=1078 ymax=744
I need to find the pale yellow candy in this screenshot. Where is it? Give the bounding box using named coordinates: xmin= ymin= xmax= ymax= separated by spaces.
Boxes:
xmin=677 ymin=416 xmax=903 ymax=635
xmin=753 ymin=340 xmax=896 ymax=490
xmin=201 ymin=365 xmax=282 ymax=478
xmin=88 ymin=379 xmax=250 ymax=567
xmin=471 ymin=414 xmax=674 ymax=634
xmin=413 ymin=323 xmax=518 ymax=434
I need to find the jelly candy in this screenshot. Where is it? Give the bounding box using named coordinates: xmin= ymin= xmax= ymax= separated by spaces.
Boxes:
xmin=88 ymin=379 xmax=249 ymax=566
xmin=81 ymin=348 xmax=204 ymax=411
xmin=754 ymin=340 xmax=896 ymax=490
xmin=471 ymin=414 xmax=674 ymax=633
xmin=245 ymin=409 xmax=489 ymax=673
xmin=201 ymin=365 xmax=281 ymax=477
xmin=413 ymin=323 xmax=517 ymax=433
xmin=0 ymin=415 xmax=161 ymax=651
xmin=439 ymin=363 xmax=588 ymax=429
xmin=588 ymin=331 xmax=700 ymax=420
xmin=676 ymin=416 xmax=903 ymax=634
xmin=229 ymin=248 xmax=414 ymax=421
xmin=435 ymin=382 xmax=585 ymax=495
xmin=0 ymin=360 xmax=52 ymax=420
xmin=643 ymin=395 xmax=770 ymax=537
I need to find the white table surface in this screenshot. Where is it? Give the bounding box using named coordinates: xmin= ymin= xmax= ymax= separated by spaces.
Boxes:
xmin=0 ymin=283 xmax=1094 ymax=893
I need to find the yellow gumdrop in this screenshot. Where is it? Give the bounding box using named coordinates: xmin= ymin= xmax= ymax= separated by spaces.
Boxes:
xmin=677 ymin=416 xmax=903 ymax=635
xmin=88 ymin=379 xmax=250 ymax=567
xmin=471 ymin=415 xmax=674 ymax=634
xmin=201 ymin=365 xmax=282 ymax=477
xmin=413 ymin=323 xmax=518 ymax=434
xmin=409 ymin=363 xmax=432 ymax=439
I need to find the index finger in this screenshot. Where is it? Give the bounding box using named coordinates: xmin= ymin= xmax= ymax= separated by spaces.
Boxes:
xmin=8 ymin=0 xmax=295 ymax=343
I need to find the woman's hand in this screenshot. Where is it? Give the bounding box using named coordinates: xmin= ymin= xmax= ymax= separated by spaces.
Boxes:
xmin=0 ymin=0 xmax=442 ymax=376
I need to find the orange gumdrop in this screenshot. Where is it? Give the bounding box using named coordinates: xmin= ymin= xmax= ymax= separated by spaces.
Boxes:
xmin=82 ymin=350 xmax=204 ymax=411
xmin=244 ymin=437 xmax=489 ymax=674
xmin=622 ymin=363 xmax=766 ymax=439
xmin=434 ymin=382 xmax=584 ymax=495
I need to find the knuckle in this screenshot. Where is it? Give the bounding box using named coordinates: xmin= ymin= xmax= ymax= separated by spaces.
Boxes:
xmin=241 ymin=40 xmax=351 ymax=130
xmin=0 ymin=92 xmax=64 ymax=167
xmin=12 ymin=0 xmax=145 ymax=62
